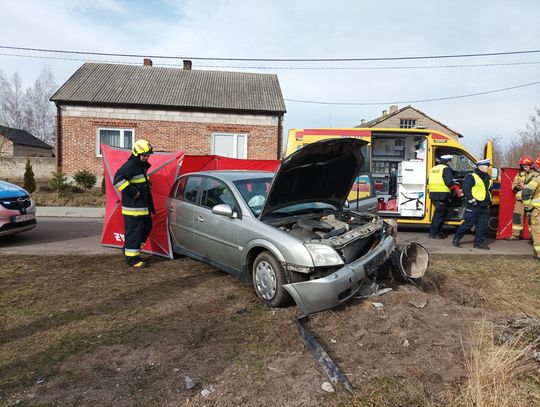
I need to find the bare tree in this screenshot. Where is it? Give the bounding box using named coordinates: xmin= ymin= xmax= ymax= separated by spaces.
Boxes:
xmin=0 ymin=67 xmax=57 ymax=146
xmin=0 ymin=70 xmax=26 ymax=129
xmin=501 ymin=108 xmax=540 ymax=167
xmin=24 ymin=67 xmax=57 ymax=145
xmin=478 ymin=135 xmax=504 ymax=168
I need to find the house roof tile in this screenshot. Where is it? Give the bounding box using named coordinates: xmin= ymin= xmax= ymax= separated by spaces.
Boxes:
xmin=51 ymin=63 xmax=287 ymax=113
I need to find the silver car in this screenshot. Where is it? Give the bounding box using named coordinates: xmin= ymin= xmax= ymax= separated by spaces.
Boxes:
xmin=0 ymin=180 xmax=37 ymax=237
xmin=167 ymin=138 xmax=396 ymax=315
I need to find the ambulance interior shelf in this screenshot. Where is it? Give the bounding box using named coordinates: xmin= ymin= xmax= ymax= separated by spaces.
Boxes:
xmin=371 ymin=135 xmax=427 ymax=216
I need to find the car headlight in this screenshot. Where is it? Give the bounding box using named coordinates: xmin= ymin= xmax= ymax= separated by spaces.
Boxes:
xmin=304 ymin=243 xmax=344 ymax=267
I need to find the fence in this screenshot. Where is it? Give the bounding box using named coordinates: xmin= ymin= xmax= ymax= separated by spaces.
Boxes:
xmin=0 ymin=157 xmax=55 ymax=181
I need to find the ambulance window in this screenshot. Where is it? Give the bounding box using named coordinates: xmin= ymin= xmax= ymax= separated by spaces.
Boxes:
xmin=435 ymin=149 xmax=475 ymax=176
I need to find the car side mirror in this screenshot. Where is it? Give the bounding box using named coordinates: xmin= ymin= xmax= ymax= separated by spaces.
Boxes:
xmin=212 ymin=204 xmax=238 ymax=218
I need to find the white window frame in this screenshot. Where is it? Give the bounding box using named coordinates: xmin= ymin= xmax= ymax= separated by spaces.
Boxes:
xmin=211 ymin=132 xmax=248 ymax=159
xmin=399 ymin=119 xmax=417 ymax=129
xmin=96 ymin=128 xmax=135 ymax=157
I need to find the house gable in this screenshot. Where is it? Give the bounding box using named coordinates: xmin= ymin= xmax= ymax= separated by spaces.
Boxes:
xmin=357 ymin=105 xmax=462 ymax=139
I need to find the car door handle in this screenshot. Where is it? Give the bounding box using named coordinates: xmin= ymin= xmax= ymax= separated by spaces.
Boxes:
xmin=367 ymin=205 xmax=377 ymax=212
xmin=196 ymin=215 xmax=205 ymax=223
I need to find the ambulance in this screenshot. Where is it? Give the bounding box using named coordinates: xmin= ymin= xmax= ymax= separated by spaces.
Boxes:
xmin=285 ymin=128 xmax=499 ymax=235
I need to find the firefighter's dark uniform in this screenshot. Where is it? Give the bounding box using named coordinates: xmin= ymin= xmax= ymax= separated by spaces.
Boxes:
xmin=113 ymin=155 xmax=155 ymax=266
xmin=453 ymin=165 xmax=492 ymax=249
xmin=427 ymin=162 xmax=456 ymax=238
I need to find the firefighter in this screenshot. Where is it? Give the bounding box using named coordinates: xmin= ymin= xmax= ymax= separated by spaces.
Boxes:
xmin=534 ymin=157 xmax=540 ymax=174
xmin=427 ymin=154 xmax=462 ymax=239
xmin=113 ymin=139 xmax=155 ymax=268
xmin=521 ymin=165 xmax=540 ymax=259
xmin=506 ymin=155 xmax=535 ymax=240
xmin=453 ymin=159 xmax=492 ymax=250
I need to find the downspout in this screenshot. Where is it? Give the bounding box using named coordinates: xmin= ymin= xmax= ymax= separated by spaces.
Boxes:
xmin=277 ymin=113 xmax=283 ymax=159
xmin=56 ymin=104 xmax=62 ymax=170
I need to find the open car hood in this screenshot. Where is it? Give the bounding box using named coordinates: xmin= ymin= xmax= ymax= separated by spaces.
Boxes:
xmin=260 ymin=138 xmax=366 ymax=219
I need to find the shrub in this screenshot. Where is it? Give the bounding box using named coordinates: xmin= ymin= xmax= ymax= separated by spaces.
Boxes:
xmin=23 ymin=158 xmax=36 ymax=193
xmin=49 ymin=169 xmax=68 ymax=196
xmin=74 ymin=168 xmax=97 ymax=191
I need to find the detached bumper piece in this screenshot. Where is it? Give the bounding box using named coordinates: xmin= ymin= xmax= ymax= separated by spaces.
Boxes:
xmin=296 ymin=315 xmax=354 ymax=393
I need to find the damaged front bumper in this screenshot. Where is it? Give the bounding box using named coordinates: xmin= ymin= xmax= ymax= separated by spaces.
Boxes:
xmin=283 ymin=235 xmax=396 ymax=315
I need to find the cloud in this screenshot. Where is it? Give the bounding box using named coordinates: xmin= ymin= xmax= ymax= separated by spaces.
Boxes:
xmin=1 ymin=0 xmax=539 ymax=151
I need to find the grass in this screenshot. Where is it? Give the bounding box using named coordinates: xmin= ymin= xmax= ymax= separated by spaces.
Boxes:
xmin=455 ymin=319 xmax=539 ymax=407
xmin=32 ymin=188 xmax=105 ymax=207
xmin=1 ymin=254 xmax=538 ymax=405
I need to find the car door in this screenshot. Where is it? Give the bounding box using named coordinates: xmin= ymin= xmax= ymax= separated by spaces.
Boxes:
xmin=348 ymin=172 xmax=378 ymax=214
xmin=191 ymin=177 xmax=241 ymax=275
xmin=168 ymin=175 xmax=204 ymax=253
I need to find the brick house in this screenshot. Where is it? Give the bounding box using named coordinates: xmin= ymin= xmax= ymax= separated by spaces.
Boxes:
xmin=0 ymin=125 xmax=54 ymax=157
xmin=50 ymin=60 xmax=286 ymax=176
xmin=357 ymin=105 xmax=462 ymax=139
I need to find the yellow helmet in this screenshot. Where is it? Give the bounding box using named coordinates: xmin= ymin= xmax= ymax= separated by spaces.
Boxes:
xmin=132 ymin=139 xmax=154 ymax=156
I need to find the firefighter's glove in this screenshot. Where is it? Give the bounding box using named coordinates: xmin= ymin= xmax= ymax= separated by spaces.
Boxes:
xmin=468 ymin=198 xmax=477 ymax=206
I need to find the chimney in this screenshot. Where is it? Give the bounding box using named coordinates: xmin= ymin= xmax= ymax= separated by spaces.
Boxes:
xmin=143 ymin=58 xmax=153 ymax=67
xmin=360 ymin=119 xmax=365 ymax=125
xmin=382 ymin=110 xmax=388 ymax=117
xmin=389 ymin=105 xmax=398 ymax=114
xmin=183 ymin=60 xmax=192 ymax=70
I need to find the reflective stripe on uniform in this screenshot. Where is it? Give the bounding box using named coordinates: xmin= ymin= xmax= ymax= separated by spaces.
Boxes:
xmin=532 ymin=198 xmax=540 ymax=208
xmin=534 ymin=244 xmax=540 ymax=256
xmin=512 ymin=224 xmax=523 ymax=232
xmin=124 ymin=248 xmax=140 ymax=257
xmin=115 ymin=179 xmax=130 ymax=191
xmin=130 ymin=174 xmax=147 ymax=184
xmin=122 ymin=206 xmax=149 ymax=216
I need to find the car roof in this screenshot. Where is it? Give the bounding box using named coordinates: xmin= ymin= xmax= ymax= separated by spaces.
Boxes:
xmin=181 ymin=170 xmax=274 ymax=182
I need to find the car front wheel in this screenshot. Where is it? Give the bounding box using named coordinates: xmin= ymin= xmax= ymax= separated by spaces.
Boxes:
xmin=252 ymin=251 xmax=289 ymax=308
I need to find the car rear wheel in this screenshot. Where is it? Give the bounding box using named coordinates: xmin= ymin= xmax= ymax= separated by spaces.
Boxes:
xmin=252 ymin=251 xmax=289 ymax=308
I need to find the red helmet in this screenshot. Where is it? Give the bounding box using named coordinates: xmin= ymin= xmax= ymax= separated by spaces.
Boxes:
xmin=519 ymin=155 xmax=534 ymax=167
xmin=535 ymin=157 xmax=540 ymax=169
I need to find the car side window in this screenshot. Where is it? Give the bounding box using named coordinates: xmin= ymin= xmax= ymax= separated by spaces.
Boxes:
xmin=176 ymin=176 xmax=203 ymax=203
xmin=201 ymin=178 xmax=235 ymax=209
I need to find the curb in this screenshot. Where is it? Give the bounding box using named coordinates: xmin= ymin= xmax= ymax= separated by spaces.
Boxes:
xmin=36 ymin=206 xmax=105 ymax=218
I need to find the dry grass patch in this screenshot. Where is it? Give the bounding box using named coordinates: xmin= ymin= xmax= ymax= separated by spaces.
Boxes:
xmin=455 ymin=318 xmax=539 ymax=407
xmin=32 ymin=189 xmax=105 ymax=207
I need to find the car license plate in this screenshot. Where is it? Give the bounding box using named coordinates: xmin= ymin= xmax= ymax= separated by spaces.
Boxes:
xmin=13 ymin=213 xmax=34 ymax=223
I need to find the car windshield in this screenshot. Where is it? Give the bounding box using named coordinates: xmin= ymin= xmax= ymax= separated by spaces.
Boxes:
xmin=233 ymin=177 xmax=273 ymax=216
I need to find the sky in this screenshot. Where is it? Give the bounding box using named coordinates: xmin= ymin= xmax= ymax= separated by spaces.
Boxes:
xmin=1 ymin=0 xmax=539 ymax=156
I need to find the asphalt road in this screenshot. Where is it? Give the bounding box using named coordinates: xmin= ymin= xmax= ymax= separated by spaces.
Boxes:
xmin=0 ymin=217 xmax=534 ymax=257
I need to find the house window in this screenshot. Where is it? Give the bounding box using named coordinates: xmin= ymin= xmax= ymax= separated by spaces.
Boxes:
xmin=212 ymin=133 xmax=247 ymax=159
xmin=399 ymin=119 xmax=417 ymax=129
xmin=96 ymin=128 xmax=134 ymax=157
